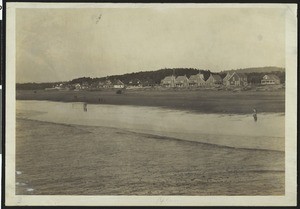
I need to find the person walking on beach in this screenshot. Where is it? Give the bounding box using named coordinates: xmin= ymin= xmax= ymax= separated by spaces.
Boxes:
xmin=253 ymin=108 xmax=257 ymax=122
xmin=83 ymin=103 xmax=88 ymax=112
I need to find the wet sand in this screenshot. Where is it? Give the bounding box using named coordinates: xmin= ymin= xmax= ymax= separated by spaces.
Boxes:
xmin=16 ymin=118 xmax=284 ymax=195
xmin=16 ymin=89 xmax=285 ymax=114
xmin=16 ymin=101 xmax=285 ymax=151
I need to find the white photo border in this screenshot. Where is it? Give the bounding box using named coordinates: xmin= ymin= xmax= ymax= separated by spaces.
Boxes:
xmin=5 ymin=2 xmax=297 ymax=206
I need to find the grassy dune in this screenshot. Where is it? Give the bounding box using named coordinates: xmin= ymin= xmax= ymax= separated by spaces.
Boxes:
xmin=16 ymin=89 xmax=285 ymax=114
xmin=16 ymin=118 xmax=284 ymax=195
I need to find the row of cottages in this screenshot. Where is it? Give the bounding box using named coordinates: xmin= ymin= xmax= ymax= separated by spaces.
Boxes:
xmin=223 ymin=72 xmax=248 ymax=86
xmin=160 ymin=75 xmax=191 ymax=87
xmin=161 ymin=73 xmax=221 ymax=87
xmin=98 ymin=79 xmax=125 ymax=88
xmin=261 ymin=74 xmax=280 ymax=85
xmin=74 ymin=82 xmax=90 ymax=90
xmin=161 ymin=72 xmax=249 ymax=87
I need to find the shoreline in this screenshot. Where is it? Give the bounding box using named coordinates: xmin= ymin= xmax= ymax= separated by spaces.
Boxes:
xmin=16 ymin=89 xmax=285 ymax=114
xmin=16 ymin=115 xmax=285 ymax=152
xmin=16 ymin=98 xmax=286 ymax=116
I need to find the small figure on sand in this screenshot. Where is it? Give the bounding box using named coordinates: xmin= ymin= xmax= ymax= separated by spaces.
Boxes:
xmin=253 ymin=108 xmax=257 ymax=122
xmin=83 ymin=103 xmax=88 ymax=112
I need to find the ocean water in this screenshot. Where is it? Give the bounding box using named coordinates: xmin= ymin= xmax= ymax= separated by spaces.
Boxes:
xmin=16 ymin=100 xmax=285 ymax=151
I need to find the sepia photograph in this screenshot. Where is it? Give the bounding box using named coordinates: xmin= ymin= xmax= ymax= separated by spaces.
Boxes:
xmin=5 ymin=2 xmax=297 ymax=206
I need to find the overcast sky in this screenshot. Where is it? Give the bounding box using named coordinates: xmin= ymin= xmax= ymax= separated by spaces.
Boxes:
xmin=16 ymin=6 xmax=286 ymax=83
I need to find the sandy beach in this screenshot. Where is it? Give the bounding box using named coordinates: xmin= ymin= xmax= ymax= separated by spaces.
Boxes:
xmin=16 ymin=118 xmax=284 ymax=195
xmin=16 ymin=89 xmax=285 ymax=114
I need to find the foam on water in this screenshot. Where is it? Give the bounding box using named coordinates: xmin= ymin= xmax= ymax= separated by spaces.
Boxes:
xmin=16 ymin=100 xmax=285 ymax=151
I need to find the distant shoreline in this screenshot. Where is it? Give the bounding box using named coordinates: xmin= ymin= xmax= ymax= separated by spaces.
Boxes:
xmin=16 ymin=88 xmax=285 ymax=114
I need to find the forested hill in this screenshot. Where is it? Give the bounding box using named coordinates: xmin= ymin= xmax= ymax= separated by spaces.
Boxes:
xmin=76 ymin=67 xmax=284 ymax=85
xmin=221 ymin=66 xmax=285 ymax=74
xmin=16 ymin=68 xmax=211 ymax=90
xmin=16 ymin=67 xmax=285 ymax=90
xmin=106 ymin=68 xmax=211 ymax=85
xmin=68 ymin=68 xmax=211 ymax=85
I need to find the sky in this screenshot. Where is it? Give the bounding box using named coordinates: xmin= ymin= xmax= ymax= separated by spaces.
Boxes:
xmin=16 ymin=6 xmax=286 ymax=83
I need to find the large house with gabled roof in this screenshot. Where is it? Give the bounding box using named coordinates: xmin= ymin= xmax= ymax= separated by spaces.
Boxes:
xmin=102 ymin=80 xmax=113 ymax=88
xmin=206 ymin=74 xmax=223 ymax=85
xmin=261 ymin=74 xmax=280 ymax=85
xmin=161 ymin=75 xmax=176 ymax=87
xmin=112 ymin=79 xmax=125 ymax=88
xmin=175 ymin=75 xmax=189 ymax=87
xmin=188 ymin=73 xmax=206 ymax=87
xmin=223 ymin=72 xmax=248 ymax=86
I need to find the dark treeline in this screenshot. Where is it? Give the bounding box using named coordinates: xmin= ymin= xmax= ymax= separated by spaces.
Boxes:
xmin=220 ymin=66 xmax=285 ymax=84
xmin=16 ymin=82 xmax=62 ymax=90
xmin=69 ymin=77 xmax=101 ymax=85
xmin=246 ymin=71 xmax=285 ymax=84
xmin=223 ymin=66 xmax=285 ymax=74
xmin=108 ymin=68 xmax=211 ymax=85
xmin=16 ymin=67 xmax=285 ymax=90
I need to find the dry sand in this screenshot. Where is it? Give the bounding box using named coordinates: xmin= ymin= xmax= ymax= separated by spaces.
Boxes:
xmin=16 ymin=118 xmax=284 ymax=195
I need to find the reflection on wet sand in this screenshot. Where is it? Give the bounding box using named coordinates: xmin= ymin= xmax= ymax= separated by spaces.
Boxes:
xmin=17 ymin=100 xmax=284 ymax=151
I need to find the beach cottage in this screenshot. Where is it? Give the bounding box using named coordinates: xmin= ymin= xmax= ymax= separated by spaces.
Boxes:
xmin=206 ymin=74 xmax=223 ymax=85
xmin=175 ymin=75 xmax=189 ymax=87
xmin=81 ymin=82 xmax=90 ymax=90
xmin=98 ymin=81 xmax=105 ymax=88
xmin=223 ymin=72 xmax=248 ymax=86
xmin=113 ymin=79 xmax=125 ymax=88
xmin=189 ymin=73 xmax=206 ymax=87
xmin=74 ymin=83 xmax=81 ymax=91
xmin=161 ymin=75 xmax=176 ymax=87
xmin=222 ymin=72 xmax=234 ymax=85
xmin=103 ymin=80 xmax=113 ymax=88
xmin=261 ymin=74 xmax=280 ymax=85
xmin=129 ymin=79 xmax=142 ymax=87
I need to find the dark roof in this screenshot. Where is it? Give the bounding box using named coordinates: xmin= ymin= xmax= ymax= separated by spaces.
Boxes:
xmin=227 ymin=72 xmax=247 ymax=81
xmin=102 ymin=80 xmax=112 ymax=85
xmin=262 ymin=74 xmax=280 ymax=81
xmin=176 ymin=75 xmax=188 ymax=82
xmin=236 ymin=72 xmax=247 ymax=78
xmin=210 ymin=74 xmax=222 ymax=81
xmin=223 ymin=72 xmax=234 ymax=81
xmin=113 ymin=79 xmax=124 ymax=85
